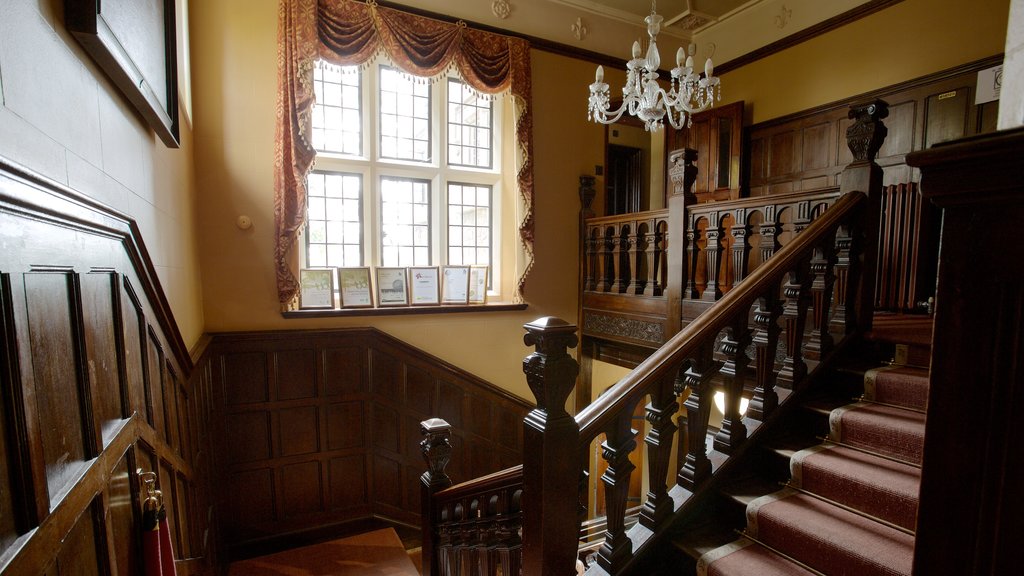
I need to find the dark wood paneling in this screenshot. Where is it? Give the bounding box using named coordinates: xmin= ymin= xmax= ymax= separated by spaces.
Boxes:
xmin=107 ymin=450 xmax=139 ymax=576
xmin=56 ymin=499 xmax=106 ymax=576
xmin=82 ymin=272 xmax=126 ymax=445
xmin=208 ymin=327 xmax=532 ymax=556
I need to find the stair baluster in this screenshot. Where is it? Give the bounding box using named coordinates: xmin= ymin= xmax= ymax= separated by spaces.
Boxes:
xmin=599 ymin=227 xmax=613 ymax=292
xmin=678 ymin=342 xmax=721 ymax=490
xmin=748 ymin=286 xmax=783 ymax=420
xmin=611 ymin=225 xmax=627 ymax=293
xmin=777 ymin=258 xmax=812 ymax=389
xmin=702 ymin=212 xmax=724 ymax=301
xmin=730 ymin=209 xmax=750 ymax=287
xmin=714 ymin=312 xmax=752 ymax=453
xmin=639 ymin=374 xmax=680 ymax=530
xmin=831 ymin=223 xmax=853 ymax=334
xmin=805 ymin=232 xmax=838 ymax=360
xmin=596 ymin=408 xmax=639 ymax=573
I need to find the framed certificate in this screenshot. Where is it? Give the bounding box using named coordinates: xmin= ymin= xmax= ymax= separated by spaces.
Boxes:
xmin=409 ymin=267 xmax=441 ymax=306
xmin=376 ymin=267 xmax=409 ymax=306
xmin=441 ymin=266 xmax=470 ymax=305
xmin=338 ymin=267 xmax=374 ymax=308
xmin=298 ymin=268 xmax=336 ymax=309
xmin=469 ymin=266 xmax=489 ymax=304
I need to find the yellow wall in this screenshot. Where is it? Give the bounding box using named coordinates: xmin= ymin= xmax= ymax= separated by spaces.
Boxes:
xmin=0 ymin=0 xmax=204 ymax=347
xmin=714 ymin=0 xmax=1010 ymax=124
xmin=190 ymin=1 xmax=603 ymax=400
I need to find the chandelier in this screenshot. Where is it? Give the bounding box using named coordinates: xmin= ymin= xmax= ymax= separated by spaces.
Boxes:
xmin=587 ymin=0 xmax=721 ymax=131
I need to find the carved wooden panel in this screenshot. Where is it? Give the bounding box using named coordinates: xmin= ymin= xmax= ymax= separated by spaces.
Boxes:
xmin=208 ymin=328 xmax=531 ymax=556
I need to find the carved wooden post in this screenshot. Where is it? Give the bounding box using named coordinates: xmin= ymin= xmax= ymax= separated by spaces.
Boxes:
xmin=638 ymin=221 xmax=655 ymax=296
xmin=685 ymin=220 xmax=699 ymax=299
xmin=748 ymin=286 xmax=783 ymax=420
xmin=596 ymin=409 xmax=638 ymax=572
xmin=777 ymin=258 xmax=812 ymax=389
xmin=731 ymin=208 xmax=751 ymax=286
xmin=653 ymin=220 xmax=668 ymax=297
xmin=759 ymin=205 xmax=781 ymax=263
xmin=584 ymin=228 xmax=598 ymax=292
xmin=677 ymin=342 xmax=721 ymax=490
xmin=611 ymin=225 xmax=627 ymax=293
xmin=792 ymin=200 xmax=812 ymax=234
xmin=830 ymin=224 xmax=854 ymax=334
xmin=701 ymin=211 xmax=724 ymax=301
xmin=668 ymin=148 xmax=699 ymax=333
xmin=841 ymin=100 xmax=888 ymax=334
xmin=599 ymin=227 xmax=614 ymax=292
xmin=625 ymin=223 xmax=640 ymax=293
xmin=714 ymin=313 xmax=752 ymax=453
xmin=640 ymin=375 xmax=678 ymax=530
xmin=522 ymin=317 xmax=580 ymax=576
xmin=805 ymin=233 xmax=838 ymax=360
xmin=421 ymin=418 xmax=454 ymax=576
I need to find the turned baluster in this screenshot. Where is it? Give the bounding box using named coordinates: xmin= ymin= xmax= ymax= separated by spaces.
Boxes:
xmin=685 ymin=218 xmax=699 ymax=298
xmin=702 ymin=212 xmax=724 ymax=301
xmin=777 ymin=258 xmax=813 ymax=389
xmin=521 ymin=317 xmax=580 ymax=576
xmin=640 ymin=375 xmax=679 ymax=530
xmin=626 ymin=224 xmax=640 ymax=293
xmin=585 ymin=227 xmax=598 ymax=292
xmin=421 ymin=418 xmax=454 ymax=576
xmin=653 ymin=220 xmax=668 ymax=296
xmin=678 ymin=342 xmax=721 ymax=490
xmin=596 ymin=409 xmax=638 ymax=573
xmin=792 ymin=200 xmax=812 ymax=235
xmin=639 ymin=221 xmax=657 ymax=296
xmin=748 ymin=286 xmax=783 ymax=420
xmin=599 ymin=227 xmax=614 ymax=292
xmin=730 ymin=209 xmax=751 ymax=287
xmin=805 ymin=233 xmax=838 ymax=360
xmin=830 ymin=224 xmax=854 ymax=334
xmin=714 ymin=313 xmax=752 ymax=453
xmin=611 ymin=225 xmax=628 ymax=293
xmin=759 ymin=205 xmax=781 ymax=263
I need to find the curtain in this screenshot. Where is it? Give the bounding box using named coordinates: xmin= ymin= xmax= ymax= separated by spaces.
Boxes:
xmin=275 ymin=0 xmax=535 ymax=307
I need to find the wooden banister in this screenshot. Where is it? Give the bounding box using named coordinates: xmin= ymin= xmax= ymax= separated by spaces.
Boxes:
xmin=420 ymin=100 xmax=889 ymax=576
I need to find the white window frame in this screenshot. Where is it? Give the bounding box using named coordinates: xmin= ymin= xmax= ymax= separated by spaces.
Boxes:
xmin=306 ymin=57 xmax=505 ymax=300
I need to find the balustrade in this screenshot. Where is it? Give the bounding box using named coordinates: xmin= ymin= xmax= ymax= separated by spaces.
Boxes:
xmin=584 ymin=210 xmax=670 ymax=298
xmin=421 ymin=101 xmax=888 ymax=576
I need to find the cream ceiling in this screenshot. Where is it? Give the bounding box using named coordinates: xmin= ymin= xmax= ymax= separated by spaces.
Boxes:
xmin=385 ymin=0 xmax=882 ymax=66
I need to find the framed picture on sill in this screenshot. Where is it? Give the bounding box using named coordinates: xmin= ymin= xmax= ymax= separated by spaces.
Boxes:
xmin=376 ymin=267 xmax=409 ymax=307
xmin=469 ymin=266 xmax=489 ymax=304
xmin=441 ymin=266 xmax=470 ymax=305
xmin=298 ymin=268 xmax=336 ymax=309
xmin=338 ymin=267 xmax=374 ymax=308
xmin=409 ymin=267 xmax=441 ymax=306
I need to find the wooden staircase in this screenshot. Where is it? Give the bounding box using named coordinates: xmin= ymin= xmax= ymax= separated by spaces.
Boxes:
xmin=668 ymin=317 xmax=931 ymax=575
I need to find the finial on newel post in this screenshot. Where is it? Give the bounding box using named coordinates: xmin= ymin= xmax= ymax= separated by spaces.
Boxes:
xmin=521 ymin=316 xmax=581 ymax=575
xmin=668 ymin=147 xmax=698 ymax=205
xmin=845 ymin=99 xmax=889 ymax=163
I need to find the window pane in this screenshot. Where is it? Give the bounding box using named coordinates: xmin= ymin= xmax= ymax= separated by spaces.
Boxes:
xmin=306 ymin=171 xmax=363 ymax=267
xmin=380 ymin=67 xmax=431 ymax=162
xmin=313 ymin=60 xmax=361 ymax=155
xmin=447 ymin=78 xmax=493 ymax=168
xmin=380 ymin=176 xmax=431 ymax=266
xmin=447 ymin=183 xmax=492 ymax=286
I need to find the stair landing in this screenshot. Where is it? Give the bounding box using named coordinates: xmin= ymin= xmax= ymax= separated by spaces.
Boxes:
xmin=227 ymin=528 xmax=420 ymax=575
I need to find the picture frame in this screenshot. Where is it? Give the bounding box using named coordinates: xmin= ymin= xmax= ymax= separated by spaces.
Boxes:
xmin=338 ymin=267 xmax=374 ymax=308
xmin=441 ymin=266 xmax=471 ymax=305
xmin=409 ymin=267 xmax=441 ymax=306
xmin=469 ymin=266 xmax=489 ymax=304
xmin=65 ymin=0 xmax=180 ymax=147
xmin=376 ymin=267 xmax=409 ymax=307
xmin=298 ymin=268 xmax=336 ymax=309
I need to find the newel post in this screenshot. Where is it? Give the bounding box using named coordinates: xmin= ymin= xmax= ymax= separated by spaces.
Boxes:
xmin=840 ymin=99 xmax=888 ymax=334
xmin=420 ymin=418 xmax=453 ymax=576
xmin=522 ymin=317 xmax=580 ymax=575
xmin=667 ymin=148 xmax=698 ymax=336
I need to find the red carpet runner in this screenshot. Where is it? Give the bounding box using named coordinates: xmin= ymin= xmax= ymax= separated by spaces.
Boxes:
xmin=698 ymin=366 xmax=927 ymax=575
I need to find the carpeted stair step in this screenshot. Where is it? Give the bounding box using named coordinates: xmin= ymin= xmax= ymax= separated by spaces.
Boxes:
xmin=790 ymin=444 xmax=920 ymax=530
xmin=747 ymin=489 xmax=913 ymax=575
xmin=697 ymin=539 xmax=818 ymax=576
xmin=829 ymin=402 xmax=925 ymax=464
xmin=863 ymin=365 xmax=929 ymax=411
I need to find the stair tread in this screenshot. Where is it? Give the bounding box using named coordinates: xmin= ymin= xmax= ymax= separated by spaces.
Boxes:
xmin=830 ymin=402 xmax=926 ymax=464
xmin=748 ymin=491 xmax=913 ymax=576
xmin=697 ymin=539 xmax=820 ymax=576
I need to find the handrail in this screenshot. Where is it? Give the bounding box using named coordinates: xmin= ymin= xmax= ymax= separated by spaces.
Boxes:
xmin=686 ymin=186 xmax=840 ymax=215
xmin=577 ymin=191 xmax=865 ymax=442
xmin=585 ymin=208 xmax=670 ymax=226
xmin=434 ymin=464 xmax=523 ymax=499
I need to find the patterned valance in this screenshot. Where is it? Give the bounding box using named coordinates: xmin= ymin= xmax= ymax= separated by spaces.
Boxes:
xmin=275 ymin=0 xmax=534 ymax=305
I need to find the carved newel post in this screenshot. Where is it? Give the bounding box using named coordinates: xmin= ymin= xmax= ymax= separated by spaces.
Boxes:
xmin=840 ymin=99 xmax=888 ymax=333
xmin=420 ymin=418 xmax=453 ymax=576
xmin=521 ymin=317 xmax=580 ymax=575
xmin=667 ymin=148 xmax=699 ymax=335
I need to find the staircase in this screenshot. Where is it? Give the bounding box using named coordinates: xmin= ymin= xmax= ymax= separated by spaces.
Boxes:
xmin=675 ymin=323 xmax=930 ymax=576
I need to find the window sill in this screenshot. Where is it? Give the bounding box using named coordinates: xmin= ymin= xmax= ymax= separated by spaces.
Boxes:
xmin=282 ymin=301 xmax=527 ymax=319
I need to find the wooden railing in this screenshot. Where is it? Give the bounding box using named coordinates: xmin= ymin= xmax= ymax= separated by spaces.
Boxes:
xmin=419 ymin=100 xmax=889 ymax=576
xmin=584 ymin=210 xmax=670 ymax=296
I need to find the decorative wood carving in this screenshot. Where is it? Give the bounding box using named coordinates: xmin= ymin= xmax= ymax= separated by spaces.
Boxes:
xmin=714 ymin=313 xmax=752 ymax=453
xmin=678 ymin=342 xmax=719 ymax=489
xmin=583 ymin=313 xmax=664 ymax=345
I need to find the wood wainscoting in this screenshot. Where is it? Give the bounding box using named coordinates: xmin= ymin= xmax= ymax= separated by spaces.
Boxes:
xmin=207 ymin=327 xmax=532 ymax=559
xmin=0 ymin=158 xmax=216 ymax=574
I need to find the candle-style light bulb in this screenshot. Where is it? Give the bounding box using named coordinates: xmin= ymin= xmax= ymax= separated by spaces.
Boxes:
xmin=704 ymin=58 xmax=715 ymax=78
xmin=632 ymin=40 xmax=642 ymax=59
xmin=596 ymin=65 xmax=604 ymax=83
xmin=676 ymin=47 xmax=685 ymax=67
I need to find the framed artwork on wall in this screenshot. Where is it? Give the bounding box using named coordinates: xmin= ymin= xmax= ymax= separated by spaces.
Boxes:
xmin=338 ymin=267 xmax=374 ymax=308
xmin=65 ymin=0 xmax=180 ymax=147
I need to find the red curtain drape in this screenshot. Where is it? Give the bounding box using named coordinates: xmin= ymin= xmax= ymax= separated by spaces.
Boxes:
xmin=275 ymin=0 xmax=534 ymax=306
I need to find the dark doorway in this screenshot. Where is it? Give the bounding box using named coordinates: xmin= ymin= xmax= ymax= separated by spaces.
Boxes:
xmin=606 ymin=144 xmax=643 ymax=215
